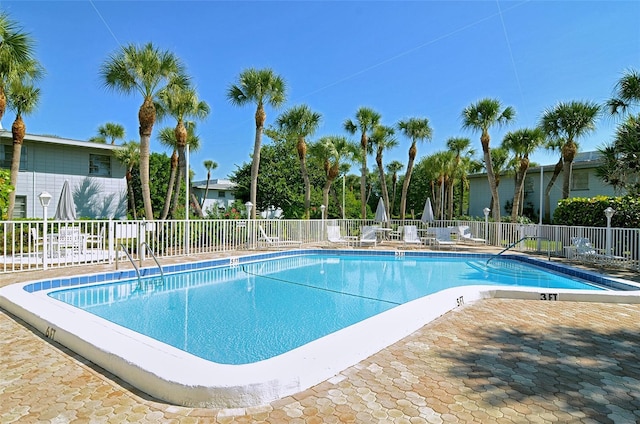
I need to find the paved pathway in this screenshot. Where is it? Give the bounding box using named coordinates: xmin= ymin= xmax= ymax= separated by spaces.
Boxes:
xmin=2 ymin=251 xmax=640 ymax=423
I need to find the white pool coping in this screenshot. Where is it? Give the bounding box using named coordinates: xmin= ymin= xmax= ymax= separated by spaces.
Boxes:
xmin=2 ymin=252 xmax=640 ymax=408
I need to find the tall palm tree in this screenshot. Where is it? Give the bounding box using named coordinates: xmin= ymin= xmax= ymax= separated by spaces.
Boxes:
xmin=385 ymin=160 xmax=404 ymax=218
xmin=501 ymin=128 xmax=545 ymax=222
xmin=274 ymin=105 xmax=322 ymax=219
xmin=6 ymin=66 xmax=41 ymax=218
xmin=227 ymin=68 xmax=286 ymax=218
xmin=397 ymin=117 xmax=433 ymax=220
xmin=202 ymin=159 xmax=218 ymax=208
xmin=101 ymin=42 xmax=189 ymax=219
xmin=344 ymin=107 xmax=381 ymax=219
xmin=370 ymin=125 xmax=397 ymax=218
xmin=114 ymin=140 xmax=140 ymax=219
xmin=97 ymin=122 xmax=126 ymax=144
xmin=596 ymin=114 xmax=640 ymax=196
xmin=462 ymin=98 xmax=515 ymax=222
xmin=540 ymin=101 xmax=600 ymax=201
xmin=313 ymin=136 xmax=355 ymax=215
xmin=446 ymin=137 xmax=473 ymax=217
xmin=607 ymin=68 xmax=640 ymax=115
xmin=0 ymin=12 xmax=38 ymax=129
xmin=156 ymin=85 xmax=210 ymax=218
xmin=488 ymin=146 xmax=511 ymax=213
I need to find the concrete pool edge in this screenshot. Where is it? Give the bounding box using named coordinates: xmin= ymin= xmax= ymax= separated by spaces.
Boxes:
xmin=2 ymin=251 xmax=640 ymax=409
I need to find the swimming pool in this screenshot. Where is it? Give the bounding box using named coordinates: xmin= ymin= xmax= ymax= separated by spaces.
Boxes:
xmin=1 ymin=250 xmax=639 ymax=408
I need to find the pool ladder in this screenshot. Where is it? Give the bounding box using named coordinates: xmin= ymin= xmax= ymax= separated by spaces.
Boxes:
xmin=486 ymin=236 xmax=551 ymax=265
xmin=115 ymin=242 xmax=164 ymax=286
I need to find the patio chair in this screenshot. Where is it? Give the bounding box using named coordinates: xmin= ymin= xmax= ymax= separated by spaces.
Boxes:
xmin=571 ymin=237 xmax=628 ymax=267
xmin=327 ymin=225 xmax=356 ymax=246
xmin=403 ymin=225 xmax=423 ymax=248
xmin=358 ymin=226 xmax=378 ymax=247
xmin=388 ymin=225 xmax=403 ymax=240
xmin=30 ymin=228 xmax=43 ymax=252
xmin=457 ymin=225 xmax=485 ymax=244
xmin=258 ymin=225 xmax=302 ymax=249
xmin=432 ymin=227 xmax=457 ymax=250
xmin=85 ymin=227 xmax=105 ymax=250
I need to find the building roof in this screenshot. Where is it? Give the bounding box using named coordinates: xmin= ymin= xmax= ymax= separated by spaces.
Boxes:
xmin=191 ymin=179 xmax=236 ymax=190
xmin=0 ymin=130 xmax=121 ymax=152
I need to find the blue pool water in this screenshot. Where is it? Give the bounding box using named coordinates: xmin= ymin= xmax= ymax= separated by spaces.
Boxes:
xmin=48 ymin=254 xmax=602 ymax=365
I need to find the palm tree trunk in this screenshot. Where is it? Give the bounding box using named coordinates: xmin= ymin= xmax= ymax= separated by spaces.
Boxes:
xmin=6 ymin=115 xmax=25 ymax=218
xmin=512 ymin=169 xmax=525 ymax=222
xmin=160 ymin=151 xmax=178 ymax=220
xmin=390 ymin=176 xmax=398 ymax=218
xmin=202 ymin=170 xmax=211 ymax=208
xmin=544 ymin=157 xmax=564 ymax=222
xmin=360 ymin=133 xmax=368 ymax=219
xmin=126 ymin=168 xmax=137 ymax=219
xmin=482 ymin=132 xmax=501 ymax=222
xmin=376 ymin=153 xmax=390 ymax=220
xmin=139 ymin=97 xmax=156 ymax=220
xmin=400 ymin=142 xmax=417 ymax=220
xmin=250 ymin=106 xmax=265 ymax=219
xmin=171 ymin=147 xmax=185 ymax=217
xmin=297 ymin=139 xmax=311 ymax=219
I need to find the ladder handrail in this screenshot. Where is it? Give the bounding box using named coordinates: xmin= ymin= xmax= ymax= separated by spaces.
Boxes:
xmin=139 ymin=241 xmax=164 ymax=280
xmin=115 ymin=243 xmax=141 ymax=284
xmin=487 ymin=236 xmax=551 ymax=265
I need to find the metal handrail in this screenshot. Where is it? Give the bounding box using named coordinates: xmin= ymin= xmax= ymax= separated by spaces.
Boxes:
xmin=139 ymin=241 xmax=164 ymax=281
xmin=487 ymin=236 xmax=551 ymax=265
xmin=115 ymin=243 xmax=141 ymax=284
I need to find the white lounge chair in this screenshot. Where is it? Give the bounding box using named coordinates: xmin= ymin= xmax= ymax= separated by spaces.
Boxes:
xmin=403 ymin=225 xmax=423 ymax=248
xmin=457 ymin=225 xmax=485 ymax=244
xmin=571 ymin=237 xmax=627 ymax=266
xmin=432 ymin=227 xmax=456 ymax=250
xmin=258 ymin=225 xmax=302 ymax=249
xmin=358 ymin=226 xmax=378 ymax=247
xmin=327 ymin=225 xmax=356 ymax=246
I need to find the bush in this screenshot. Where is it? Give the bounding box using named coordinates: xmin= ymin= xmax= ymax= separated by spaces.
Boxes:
xmin=553 ymin=195 xmax=640 ymax=228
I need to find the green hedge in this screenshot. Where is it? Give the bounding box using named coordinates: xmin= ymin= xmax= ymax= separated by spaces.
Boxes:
xmin=553 ymin=195 xmax=640 ymax=228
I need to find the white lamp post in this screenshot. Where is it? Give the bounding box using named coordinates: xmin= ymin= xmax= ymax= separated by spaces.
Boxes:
xmin=604 ymin=207 xmax=615 ymax=256
xmin=483 ymin=207 xmax=490 ymax=245
xmin=320 ymin=204 xmax=326 ymax=220
xmin=39 ymin=191 xmax=52 ymax=270
xmin=245 ymin=201 xmax=253 ymax=250
xmin=320 ymin=204 xmax=326 ymax=242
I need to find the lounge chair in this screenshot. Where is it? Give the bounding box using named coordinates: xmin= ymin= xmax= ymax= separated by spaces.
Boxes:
xmin=432 ymin=227 xmax=456 ymax=250
xmin=571 ymin=237 xmax=628 ymax=267
xmin=258 ymin=225 xmax=302 ymax=249
xmin=457 ymin=225 xmax=485 ymax=244
xmin=357 ymin=226 xmax=378 ymax=247
xmin=403 ymin=225 xmax=423 ymax=248
xmin=327 ymin=225 xmax=356 ymax=246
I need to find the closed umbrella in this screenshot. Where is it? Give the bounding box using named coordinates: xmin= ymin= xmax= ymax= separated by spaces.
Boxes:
xmin=421 ymin=197 xmax=434 ymax=224
xmin=374 ymin=197 xmax=388 ymax=223
xmin=54 ymin=180 xmax=77 ymax=221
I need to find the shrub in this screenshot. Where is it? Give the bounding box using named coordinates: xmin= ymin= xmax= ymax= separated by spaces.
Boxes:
xmin=553 ymin=195 xmax=640 ymax=228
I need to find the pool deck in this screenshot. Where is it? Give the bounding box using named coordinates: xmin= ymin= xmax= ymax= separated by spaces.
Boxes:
xmin=2 ymin=245 xmax=640 ymax=423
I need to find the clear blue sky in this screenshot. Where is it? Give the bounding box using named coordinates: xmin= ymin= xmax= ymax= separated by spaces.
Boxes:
xmin=2 ymin=1 xmax=639 ymax=181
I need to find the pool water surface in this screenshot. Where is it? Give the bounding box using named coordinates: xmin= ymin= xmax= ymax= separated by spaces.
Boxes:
xmin=48 ymin=254 xmax=602 ymax=364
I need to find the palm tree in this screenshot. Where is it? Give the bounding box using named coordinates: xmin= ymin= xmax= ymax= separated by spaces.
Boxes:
xmin=6 ymin=65 xmax=41 ymax=218
xmin=462 ymin=98 xmax=515 ymax=222
xmin=227 ymin=68 xmax=286 ymax=218
xmin=313 ymin=136 xmax=355 ymax=215
xmin=274 ymin=105 xmax=322 ymax=219
xmin=370 ymin=125 xmax=397 ymax=218
xmin=114 ymin=140 xmax=140 ymax=219
xmin=446 ymin=137 xmax=474 ymax=217
xmin=501 ymin=128 xmax=545 ymax=222
xmin=156 ymin=85 xmax=210 ymax=218
xmin=397 ymin=117 xmax=433 ymax=220
xmin=596 ymin=114 xmax=640 ymax=196
xmin=344 ymin=107 xmax=381 ymax=219
xmin=386 ymin=160 xmax=404 ymax=218
xmin=0 ymin=12 xmax=38 ymax=128
xmin=100 ymin=42 xmax=189 ymax=219
xmin=202 ymin=159 xmax=218 ymax=208
xmin=607 ymin=68 xmax=640 ymax=115
xmin=97 ymin=122 xmax=126 ymax=144
xmin=540 ymin=101 xmax=600 ymax=200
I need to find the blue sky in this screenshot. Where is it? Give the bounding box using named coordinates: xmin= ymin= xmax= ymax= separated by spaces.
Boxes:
xmin=2 ymin=1 xmax=639 ymax=181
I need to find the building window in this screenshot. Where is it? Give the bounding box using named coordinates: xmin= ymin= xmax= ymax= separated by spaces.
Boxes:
xmin=12 ymin=195 xmax=26 ymax=218
xmin=571 ymin=170 xmax=589 ymax=191
xmin=1 ymin=143 xmax=27 ymax=170
xmin=89 ymin=154 xmax=111 ymax=176
xmin=218 ymin=191 xmax=226 ymax=198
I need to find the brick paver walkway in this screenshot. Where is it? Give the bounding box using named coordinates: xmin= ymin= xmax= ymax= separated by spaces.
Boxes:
xmin=3 ymin=297 xmax=640 ymax=423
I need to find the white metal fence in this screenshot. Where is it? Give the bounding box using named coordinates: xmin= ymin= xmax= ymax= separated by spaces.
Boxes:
xmin=1 ymin=218 xmax=638 ymax=273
